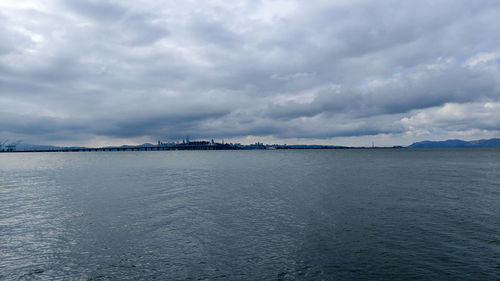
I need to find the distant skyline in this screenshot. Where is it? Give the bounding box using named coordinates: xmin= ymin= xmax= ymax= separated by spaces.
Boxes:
xmin=1 ymin=0 xmax=500 ymax=147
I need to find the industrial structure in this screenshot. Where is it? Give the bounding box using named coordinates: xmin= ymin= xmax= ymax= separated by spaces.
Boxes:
xmin=1 ymin=136 xmax=395 ymax=153
xmin=0 ymin=140 xmax=21 ymax=152
xmin=157 ymin=138 xmax=240 ymax=150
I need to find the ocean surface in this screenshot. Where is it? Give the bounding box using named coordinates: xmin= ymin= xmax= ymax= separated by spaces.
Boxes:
xmin=1 ymin=149 xmax=499 ymax=280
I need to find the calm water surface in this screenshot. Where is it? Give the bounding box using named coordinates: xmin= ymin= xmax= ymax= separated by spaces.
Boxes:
xmin=1 ymin=149 xmax=499 ymax=280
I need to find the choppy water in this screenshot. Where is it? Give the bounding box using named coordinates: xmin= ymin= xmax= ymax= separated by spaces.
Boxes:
xmin=1 ymin=149 xmax=499 ymax=280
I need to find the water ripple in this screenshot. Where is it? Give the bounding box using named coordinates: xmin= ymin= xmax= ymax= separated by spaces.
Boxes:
xmin=1 ymin=150 xmax=499 ymax=280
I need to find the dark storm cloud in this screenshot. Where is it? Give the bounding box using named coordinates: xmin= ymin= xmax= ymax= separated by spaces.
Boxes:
xmin=1 ymin=0 xmax=500 ymax=145
xmin=189 ymin=18 xmax=241 ymax=48
xmin=62 ymin=0 xmax=127 ymax=22
xmin=63 ymin=0 xmax=169 ymax=46
xmin=266 ymin=58 xmax=500 ymax=120
xmin=0 ymin=111 xmax=89 ymax=137
xmin=98 ymin=105 xmax=232 ymax=138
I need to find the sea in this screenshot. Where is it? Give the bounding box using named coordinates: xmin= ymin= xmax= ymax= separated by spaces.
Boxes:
xmin=1 ymin=149 xmax=499 ymax=280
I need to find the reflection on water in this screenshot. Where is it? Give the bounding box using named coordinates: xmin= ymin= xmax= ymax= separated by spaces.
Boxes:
xmin=1 ymin=149 xmax=500 ymax=280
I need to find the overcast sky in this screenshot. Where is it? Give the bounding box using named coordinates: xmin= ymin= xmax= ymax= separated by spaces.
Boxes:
xmin=1 ymin=0 xmax=500 ymax=146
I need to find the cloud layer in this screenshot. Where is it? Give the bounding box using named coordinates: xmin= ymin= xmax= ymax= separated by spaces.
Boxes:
xmin=1 ymin=0 xmax=500 ymax=146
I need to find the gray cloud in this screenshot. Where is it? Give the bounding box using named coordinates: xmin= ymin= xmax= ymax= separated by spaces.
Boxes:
xmin=62 ymin=0 xmax=127 ymax=22
xmin=1 ymin=0 xmax=500 ymax=145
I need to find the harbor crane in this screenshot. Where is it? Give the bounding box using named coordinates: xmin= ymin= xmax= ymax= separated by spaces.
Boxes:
xmin=0 ymin=140 xmax=8 ymax=151
xmin=3 ymin=140 xmax=22 ymax=152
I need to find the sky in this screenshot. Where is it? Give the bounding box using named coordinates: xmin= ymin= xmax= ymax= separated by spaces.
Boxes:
xmin=1 ymin=0 xmax=500 ymax=147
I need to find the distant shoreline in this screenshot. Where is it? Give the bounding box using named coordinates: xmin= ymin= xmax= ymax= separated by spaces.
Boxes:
xmin=8 ymin=146 xmax=500 ymax=153
xmin=2 ymin=138 xmax=499 ymax=152
xmin=1 ymin=146 xmax=405 ymax=153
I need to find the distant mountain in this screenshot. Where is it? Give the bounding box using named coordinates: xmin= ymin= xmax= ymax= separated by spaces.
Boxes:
xmin=408 ymin=138 xmax=500 ymax=148
xmin=469 ymin=138 xmax=500 ymax=147
xmin=15 ymin=143 xmax=87 ymax=151
xmin=16 ymin=143 xmax=64 ymax=151
xmin=15 ymin=143 xmax=155 ymax=151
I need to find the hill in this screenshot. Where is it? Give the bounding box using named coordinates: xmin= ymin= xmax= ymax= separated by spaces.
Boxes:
xmin=408 ymin=138 xmax=500 ymax=148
